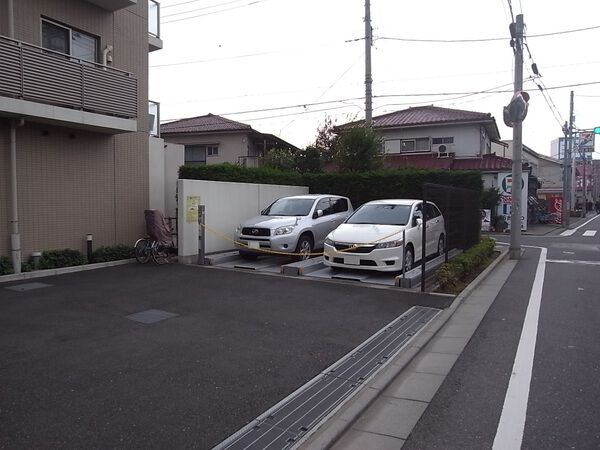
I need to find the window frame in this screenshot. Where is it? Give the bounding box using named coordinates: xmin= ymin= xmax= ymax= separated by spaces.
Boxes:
xmin=41 ymin=18 xmax=99 ymax=63
xmin=431 ymin=137 xmax=454 ymax=145
xmin=400 ymin=137 xmax=431 ymax=153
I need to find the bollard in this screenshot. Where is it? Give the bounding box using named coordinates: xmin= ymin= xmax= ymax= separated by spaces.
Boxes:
xmin=197 ymin=205 xmax=206 ymax=265
xmin=86 ymin=234 xmax=93 ymax=261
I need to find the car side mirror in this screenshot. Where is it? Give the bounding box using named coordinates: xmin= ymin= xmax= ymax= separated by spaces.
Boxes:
xmin=313 ymin=209 xmax=323 ymax=219
xmin=416 ymin=218 xmax=423 ymax=227
xmin=260 ymin=209 xmax=266 ymax=215
xmin=413 ymin=216 xmax=423 ymax=227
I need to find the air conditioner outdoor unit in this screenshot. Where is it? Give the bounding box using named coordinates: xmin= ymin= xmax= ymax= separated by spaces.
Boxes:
xmin=433 ymin=144 xmax=452 ymax=157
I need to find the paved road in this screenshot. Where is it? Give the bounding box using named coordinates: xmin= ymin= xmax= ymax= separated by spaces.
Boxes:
xmin=0 ymin=263 xmax=449 ymax=449
xmin=404 ymin=214 xmax=600 ymax=449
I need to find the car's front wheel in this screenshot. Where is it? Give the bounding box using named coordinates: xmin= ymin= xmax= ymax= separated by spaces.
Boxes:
xmin=294 ymin=234 xmax=313 ymax=261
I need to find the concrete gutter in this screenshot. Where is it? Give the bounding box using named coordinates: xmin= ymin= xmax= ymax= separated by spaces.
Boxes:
xmin=300 ymin=245 xmax=511 ymax=449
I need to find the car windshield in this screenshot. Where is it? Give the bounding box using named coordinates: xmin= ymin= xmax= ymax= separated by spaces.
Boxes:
xmin=263 ymin=198 xmax=315 ymax=216
xmin=346 ymin=204 xmax=412 ymax=226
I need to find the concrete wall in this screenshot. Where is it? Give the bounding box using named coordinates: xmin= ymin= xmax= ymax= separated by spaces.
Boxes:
xmin=164 ymin=142 xmax=184 ymax=218
xmin=149 ymin=136 xmax=165 ymax=213
xmin=177 ymin=180 xmax=308 ymax=261
xmin=0 ymin=0 xmax=149 ymax=260
xmin=380 ymin=124 xmax=487 ymax=158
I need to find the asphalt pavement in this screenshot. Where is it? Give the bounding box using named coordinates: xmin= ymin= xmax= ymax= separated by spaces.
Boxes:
xmin=0 ymin=263 xmax=449 ymax=449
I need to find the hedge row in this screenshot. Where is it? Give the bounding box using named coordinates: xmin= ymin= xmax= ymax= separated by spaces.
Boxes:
xmin=434 ymin=237 xmax=496 ymax=290
xmin=179 ymin=164 xmax=483 ymax=207
xmin=0 ymin=245 xmax=134 ymax=276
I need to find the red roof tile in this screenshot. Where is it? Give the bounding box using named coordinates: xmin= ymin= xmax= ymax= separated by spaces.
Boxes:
xmin=452 ymin=154 xmax=513 ymax=171
xmin=372 ymin=106 xmax=494 ymax=128
xmin=384 ymin=153 xmax=513 ymax=171
xmin=161 ymin=113 xmax=252 ymax=135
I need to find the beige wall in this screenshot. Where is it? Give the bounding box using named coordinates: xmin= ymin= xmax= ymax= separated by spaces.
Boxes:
xmin=163 ymin=132 xmax=252 ymax=166
xmin=0 ymin=0 xmax=150 ymax=260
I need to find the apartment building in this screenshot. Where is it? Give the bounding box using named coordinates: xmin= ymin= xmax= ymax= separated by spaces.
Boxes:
xmin=0 ymin=0 xmax=162 ymax=272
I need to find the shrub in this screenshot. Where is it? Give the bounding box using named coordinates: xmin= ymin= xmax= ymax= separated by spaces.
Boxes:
xmin=37 ymin=249 xmax=85 ymax=270
xmin=90 ymin=245 xmax=134 ymax=263
xmin=0 ymin=256 xmax=13 ymax=276
xmin=434 ymin=238 xmax=496 ymax=290
xmin=333 ymin=126 xmax=383 ymax=172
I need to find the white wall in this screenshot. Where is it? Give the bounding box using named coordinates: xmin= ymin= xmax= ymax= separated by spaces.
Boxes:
xmin=163 ymin=132 xmax=251 ymax=165
xmin=164 ymin=142 xmax=184 ymax=218
xmin=148 ymin=136 xmax=165 ymax=213
xmin=380 ymin=124 xmax=485 ymax=157
xmin=177 ymin=179 xmax=309 ymax=262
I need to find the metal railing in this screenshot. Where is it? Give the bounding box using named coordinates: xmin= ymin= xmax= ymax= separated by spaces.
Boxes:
xmin=149 ymin=100 xmax=160 ymax=136
xmin=0 ymin=35 xmax=137 ymax=119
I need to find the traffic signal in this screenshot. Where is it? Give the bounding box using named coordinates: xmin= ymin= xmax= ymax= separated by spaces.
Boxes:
xmin=503 ymin=91 xmax=530 ymax=128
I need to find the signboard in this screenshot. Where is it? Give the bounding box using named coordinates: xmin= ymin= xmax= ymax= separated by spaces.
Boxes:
xmin=186 ymin=196 xmax=200 ymax=223
xmin=498 ymin=172 xmax=528 ymax=231
xmin=481 ymin=209 xmax=491 ymax=232
xmin=546 ymin=194 xmax=562 ymax=224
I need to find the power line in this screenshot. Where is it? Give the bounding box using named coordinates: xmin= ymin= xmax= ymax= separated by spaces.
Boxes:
xmin=162 ymin=0 xmax=209 ymax=9
xmin=162 ymin=0 xmax=247 ymax=18
xmin=506 ymin=0 xmax=516 ymax=22
xmin=162 ymin=0 xmax=269 ymax=23
xmin=374 ymin=24 xmax=600 ymax=44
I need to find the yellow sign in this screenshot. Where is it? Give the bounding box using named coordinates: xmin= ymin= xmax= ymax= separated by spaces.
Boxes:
xmin=186 ymin=196 xmax=200 ymax=223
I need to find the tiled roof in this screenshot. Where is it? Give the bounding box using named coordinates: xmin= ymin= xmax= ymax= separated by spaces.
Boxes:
xmin=384 ymin=153 xmax=514 ymax=171
xmin=161 ymin=114 xmax=252 ymax=134
xmin=343 ymin=106 xmax=494 ymax=129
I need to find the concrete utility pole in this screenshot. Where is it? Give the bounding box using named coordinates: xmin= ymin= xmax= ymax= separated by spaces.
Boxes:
xmin=509 ymin=14 xmax=524 ymax=260
xmin=562 ymin=121 xmax=571 ymax=227
xmin=364 ymin=0 xmax=373 ymax=125
xmin=569 ymin=91 xmax=575 ymax=216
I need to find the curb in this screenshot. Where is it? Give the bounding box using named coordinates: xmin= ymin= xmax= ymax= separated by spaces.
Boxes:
xmin=301 ymin=245 xmax=510 ymax=450
xmin=0 ymin=259 xmax=136 ymax=284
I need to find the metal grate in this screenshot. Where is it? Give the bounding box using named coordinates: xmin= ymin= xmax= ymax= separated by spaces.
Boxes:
xmin=214 ymin=306 xmax=440 ymax=450
xmin=126 ymin=309 xmax=179 ymax=324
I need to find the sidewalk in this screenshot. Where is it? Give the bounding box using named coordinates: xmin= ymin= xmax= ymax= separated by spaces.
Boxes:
xmin=301 ymin=247 xmax=516 ymax=449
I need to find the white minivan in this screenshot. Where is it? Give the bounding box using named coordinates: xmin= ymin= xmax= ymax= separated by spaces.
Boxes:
xmin=323 ymin=199 xmax=445 ymax=272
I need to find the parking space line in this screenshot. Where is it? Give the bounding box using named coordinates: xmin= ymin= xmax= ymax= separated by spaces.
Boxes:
xmin=582 ymin=230 xmax=597 ymax=237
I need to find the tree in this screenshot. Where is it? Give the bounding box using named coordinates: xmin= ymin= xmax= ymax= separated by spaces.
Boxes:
xmin=333 ymin=126 xmax=383 ymax=172
xmin=264 ymin=148 xmax=296 ymax=171
xmin=296 ymin=146 xmax=323 ymax=173
xmin=314 ymin=115 xmax=338 ymax=163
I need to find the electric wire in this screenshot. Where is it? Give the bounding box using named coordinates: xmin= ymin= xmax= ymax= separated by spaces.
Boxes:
xmin=162 ymin=0 xmax=248 ymax=18
xmin=162 ymin=0 xmax=270 ymax=23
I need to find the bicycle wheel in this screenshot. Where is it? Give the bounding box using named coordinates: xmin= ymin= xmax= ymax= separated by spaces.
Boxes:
xmin=152 ymin=243 xmax=170 ymax=265
xmin=134 ymin=238 xmax=151 ymax=264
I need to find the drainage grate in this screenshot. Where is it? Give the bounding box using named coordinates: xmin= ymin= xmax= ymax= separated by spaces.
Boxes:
xmin=5 ymin=282 xmax=53 ymax=292
xmin=214 ymin=306 xmax=440 ymax=450
xmin=126 ymin=309 xmax=179 ymax=324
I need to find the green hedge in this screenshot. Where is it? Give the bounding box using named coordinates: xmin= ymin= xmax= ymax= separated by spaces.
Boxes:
xmin=434 ymin=237 xmax=496 ymax=291
xmin=38 ymin=249 xmax=86 ymax=270
xmin=90 ymin=245 xmax=134 ymax=263
xmin=179 ymin=164 xmax=482 ymax=207
xmin=0 ymin=256 xmax=12 ymax=276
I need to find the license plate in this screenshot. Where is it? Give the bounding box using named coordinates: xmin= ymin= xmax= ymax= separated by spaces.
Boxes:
xmin=248 ymin=241 xmax=260 ymax=249
xmin=344 ymin=255 xmax=360 ymax=265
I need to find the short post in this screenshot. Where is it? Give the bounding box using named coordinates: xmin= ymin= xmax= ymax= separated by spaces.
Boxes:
xmin=198 ymin=205 xmax=206 ymax=265
xmin=86 ymin=234 xmax=93 ymax=261
xmin=421 ymin=193 xmax=427 ymax=293
xmin=401 ymin=230 xmax=406 ymax=282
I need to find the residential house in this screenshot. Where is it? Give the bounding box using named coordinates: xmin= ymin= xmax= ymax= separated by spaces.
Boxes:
xmin=0 ymin=0 xmax=162 ymax=272
xmin=161 ymin=114 xmax=299 ymax=168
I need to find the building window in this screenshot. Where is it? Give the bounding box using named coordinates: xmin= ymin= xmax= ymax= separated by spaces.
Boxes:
xmin=185 ymin=145 xmax=207 ymax=165
xmin=206 ymin=145 xmax=219 ymax=157
xmin=41 ymin=19 xmax=98 ymax=62
xmin=400 ymin=138 xmax=430 ymax=153
xmin=432 ymin=137 xmax=454 ymax=145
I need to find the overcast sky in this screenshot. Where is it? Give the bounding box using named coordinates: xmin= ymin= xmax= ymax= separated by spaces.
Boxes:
xmin=150 ymin=0 xmax=600 ymax=157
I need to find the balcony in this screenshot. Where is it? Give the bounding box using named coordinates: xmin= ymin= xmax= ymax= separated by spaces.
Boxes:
xmin=148 ymin=0 xmax=163 ymax=52
xmin=149 ymin=100 xmax=160 ymax=136
xmin=0 ymin=36 xmax=137 ymax=134
xmin=84 ymin=0 xmax=137 ymax=11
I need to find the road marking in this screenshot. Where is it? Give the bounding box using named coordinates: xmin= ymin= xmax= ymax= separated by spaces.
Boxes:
xmin=562 ymin=251 xmax=575 ymax=255
xmin=583 ymin=230 xmax=597 ymax=237
xmin=493 ymin=247 xmax=547 ymax=450
xmin=560 ymin=214 xmax=600 ymax=236
xmin=547 ymin=259 xmax=600 ymax=266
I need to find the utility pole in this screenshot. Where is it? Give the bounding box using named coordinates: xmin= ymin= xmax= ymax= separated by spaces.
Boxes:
xmin=562 ymin=121 xmax=571 ymax=227
xmin=364 ymin=0 xmax=373 ymax=125
xmin=569 ymin=91 xmax=575 ymax=217
xmin=509 ymin=14 xmax=524 ymax=260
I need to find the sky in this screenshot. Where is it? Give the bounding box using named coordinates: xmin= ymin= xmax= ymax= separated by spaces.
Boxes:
xmin=149 ymin=0 xmax=600 ymax=157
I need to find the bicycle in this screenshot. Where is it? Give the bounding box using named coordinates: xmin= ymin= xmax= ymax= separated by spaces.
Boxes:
xmin=134 ymin=238 xmax=172 ymax=265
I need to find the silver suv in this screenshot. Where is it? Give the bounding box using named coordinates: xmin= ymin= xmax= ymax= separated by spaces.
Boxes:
xmin=234 ymin=194 xmax=353 ymax=260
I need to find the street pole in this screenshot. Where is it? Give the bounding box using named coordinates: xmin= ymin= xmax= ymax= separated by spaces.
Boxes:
xmin=569 ymin=91 xmax=575 ymax=216
xmin=509 ymin=14 xmax=524 ymax=260
xmin=583 ymin=148 xmax=587 ymax=218
xmin=364 ymin=0 xmax=373 ymax=126
xmin=562 ymin=122 xmax=570 ymax=228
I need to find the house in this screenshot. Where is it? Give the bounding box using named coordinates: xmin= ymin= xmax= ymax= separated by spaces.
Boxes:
xmin=160 ymin=114 xmax=299 ymax=168
xmin=0 ymin=0 xmax=162 ymax=273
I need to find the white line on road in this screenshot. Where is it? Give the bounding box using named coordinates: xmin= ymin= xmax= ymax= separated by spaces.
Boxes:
xmin=547 ymin=259 xmax=600 ymax=266
xmin=493 ymin=247 xmax=547 ymax=450
xmin=560 ymin=214 xmax=600 ymax=236
xmin=582 ymin=230 xmax=597 ymax=237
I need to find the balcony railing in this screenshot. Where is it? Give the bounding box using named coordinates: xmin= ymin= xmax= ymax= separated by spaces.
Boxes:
xmin=149 ymin=100 xmax=160 ymax=136
xmin=148 ymin=0 xmax=163 ymax=52
xmin=0 ymin=35 xmax=137 ymax=119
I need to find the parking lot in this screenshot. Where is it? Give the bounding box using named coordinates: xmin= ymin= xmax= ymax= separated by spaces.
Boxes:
xmin=0 ymin=263 xmax=451 ymax=448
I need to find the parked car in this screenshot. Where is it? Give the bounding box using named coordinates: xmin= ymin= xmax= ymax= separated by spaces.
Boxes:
xmin=323 ymin=199 xmax=445 ymax=272
xmin=235 ymin=194 xmax=353 ymax=260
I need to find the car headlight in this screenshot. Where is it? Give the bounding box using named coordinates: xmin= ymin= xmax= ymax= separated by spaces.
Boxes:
xmin=324 ymin=237 xmax=334 ymax=246
xmin=375 ymin=239 xmax=403 ymax=249
xmin=274 ymin=225 xmax=295 ymax=235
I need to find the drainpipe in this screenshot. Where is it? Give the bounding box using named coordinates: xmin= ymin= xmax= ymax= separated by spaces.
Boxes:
xmin=8 ymin=0 xmax=14 ymax=38
xmin=9 ymin=119 xmax=23 ymax=274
